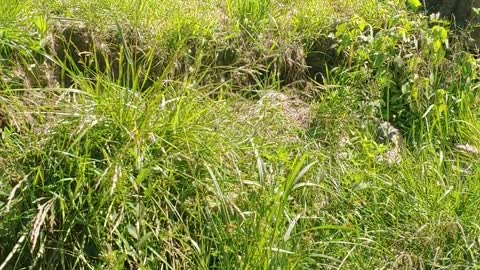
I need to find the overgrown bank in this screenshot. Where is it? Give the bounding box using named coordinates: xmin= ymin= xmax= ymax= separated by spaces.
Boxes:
xmin=2 ymin=0 xmax=480 ymax=269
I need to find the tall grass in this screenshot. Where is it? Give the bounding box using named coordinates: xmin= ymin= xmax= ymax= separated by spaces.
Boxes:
xmin=2 ymin=0 xmax=480 ymax=269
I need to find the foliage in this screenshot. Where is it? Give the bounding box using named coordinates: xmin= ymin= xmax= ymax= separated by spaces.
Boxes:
xmin=1 ymin=0 xmax=480 ymax=269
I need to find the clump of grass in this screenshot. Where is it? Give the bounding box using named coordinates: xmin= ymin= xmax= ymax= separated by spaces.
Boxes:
xmin=2 ymin=0 xmax=480 ymax=269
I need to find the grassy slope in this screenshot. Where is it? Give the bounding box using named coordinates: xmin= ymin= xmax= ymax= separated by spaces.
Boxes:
xmin=2 ymin=0 xmax=480 ymax=269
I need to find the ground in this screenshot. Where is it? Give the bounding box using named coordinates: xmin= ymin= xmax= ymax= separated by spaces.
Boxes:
xmin=2 ymin=0 xmax=480 ymax=269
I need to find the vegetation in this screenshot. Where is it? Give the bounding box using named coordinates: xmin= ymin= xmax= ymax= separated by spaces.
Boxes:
xmin=2 ymin=0 xmax=480 ymax=269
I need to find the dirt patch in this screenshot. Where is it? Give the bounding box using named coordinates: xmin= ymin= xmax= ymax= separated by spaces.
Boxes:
xmin=13 ymin=62 xmax=59 ymax=89
xmin=48 ymin=19 xmax=117 ymax=87
xmin=260 ymin=91 xmax=311 ymax=128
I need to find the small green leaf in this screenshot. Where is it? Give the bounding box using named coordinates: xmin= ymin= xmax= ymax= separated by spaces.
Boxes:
xmin=473 ymin=7 xmax=480 ymax=16
xmin=433 ymin=40 xmax=442 ymax=52
xmin=406 ymin=0 xmax=422 ymax=10
xmin=432 ymin=26 xmax=448 ymax=42
xmin=357 ymin=19 xmax=367 ymax=32
xmin=335 ymin=23 xmax=348 ymax=38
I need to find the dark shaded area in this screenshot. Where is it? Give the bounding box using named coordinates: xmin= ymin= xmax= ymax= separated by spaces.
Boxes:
xmin=48 ymin=21 xmax=120 ymax=87
xmin=424 ymin=0 xmax=477 ymax=26
xmin=305 ymin=35 xmax=341 ymax=83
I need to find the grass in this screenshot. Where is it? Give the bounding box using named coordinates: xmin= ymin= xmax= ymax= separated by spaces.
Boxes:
xmin=2 ymin=0 xmax=480 ymax=269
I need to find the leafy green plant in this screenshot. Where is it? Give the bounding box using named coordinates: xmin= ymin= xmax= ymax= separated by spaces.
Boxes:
xmin=406 ymin=0 xmax=422 ymax=10
xmin=2 ymin=0 xmax=480 ymax=269
xmin=226 ymin=0 xmax=272 ymax=34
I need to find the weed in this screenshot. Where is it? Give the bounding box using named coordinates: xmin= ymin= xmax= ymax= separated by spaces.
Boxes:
xmin=2 ymin=0 xmax=480 ymax=269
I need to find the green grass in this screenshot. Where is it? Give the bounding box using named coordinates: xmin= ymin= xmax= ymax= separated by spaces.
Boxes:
xmin=2 ymin=0 xmax=480 ymax=269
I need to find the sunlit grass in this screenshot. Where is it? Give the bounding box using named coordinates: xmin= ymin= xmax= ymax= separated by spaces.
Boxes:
xmin=1 ymin=0 xmax=480 ymax=269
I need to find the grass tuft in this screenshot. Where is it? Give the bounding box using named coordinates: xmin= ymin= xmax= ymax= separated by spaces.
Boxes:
xmin=2 ymin=0 xmax=480 ymax=269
